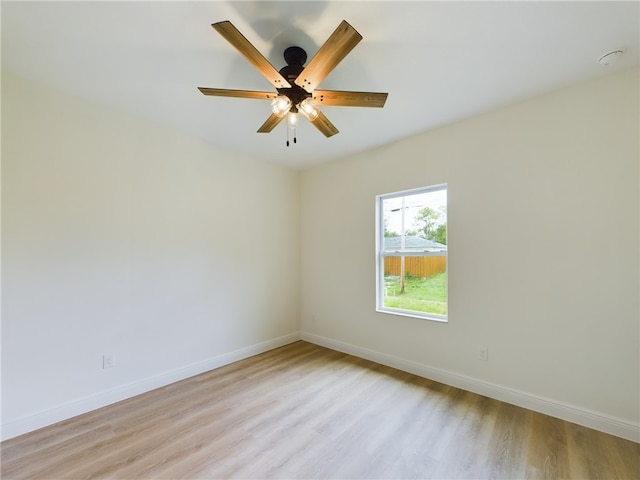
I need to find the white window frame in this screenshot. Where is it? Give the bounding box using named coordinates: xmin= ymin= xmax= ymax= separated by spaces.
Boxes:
xmin=375 ymin=184 xmax=448 ymax=322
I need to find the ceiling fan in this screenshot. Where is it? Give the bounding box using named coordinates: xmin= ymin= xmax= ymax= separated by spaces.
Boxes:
xmin=198 ymin=20 xmax=388 ymax=143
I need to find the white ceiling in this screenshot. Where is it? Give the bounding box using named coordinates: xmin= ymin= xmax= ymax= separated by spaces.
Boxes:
xmin=2 ymin=1 xmax=638 ymax=169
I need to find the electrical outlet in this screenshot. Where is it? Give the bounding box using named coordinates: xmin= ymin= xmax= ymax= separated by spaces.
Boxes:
xmin=103 ymin=353 xmax=115 ymax=369
xmin=477 ymin=346 xmax=488 ymax=361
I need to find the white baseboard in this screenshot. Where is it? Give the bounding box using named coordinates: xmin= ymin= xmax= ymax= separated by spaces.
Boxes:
xmin=5 ymin=331 xmax=637 ymax=444
xmin=1 ymin=332 xmax=301 ymax=441
xmin=301 ymin=331 xmax=640 ymax=443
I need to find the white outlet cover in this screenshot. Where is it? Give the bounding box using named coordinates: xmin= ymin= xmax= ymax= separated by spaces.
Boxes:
xmin=477 ymin=346 xmax=488 ymax=361
xmin=103 ymin=353 xmax=115 ymax=368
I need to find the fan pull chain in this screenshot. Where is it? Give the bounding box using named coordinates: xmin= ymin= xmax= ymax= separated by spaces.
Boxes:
xmin=286 ymin=126 xmax=297 ymax=147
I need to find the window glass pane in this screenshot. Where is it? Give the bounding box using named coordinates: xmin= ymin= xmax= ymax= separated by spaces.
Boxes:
xmin=382 ymin=189 xmax=447 ymax=253
xmin=382 ymin=256 xmax=447 ymax=316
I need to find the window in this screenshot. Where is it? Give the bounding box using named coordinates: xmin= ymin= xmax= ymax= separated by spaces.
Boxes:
xmin=376 ymin=184 xmax=447 ymax=321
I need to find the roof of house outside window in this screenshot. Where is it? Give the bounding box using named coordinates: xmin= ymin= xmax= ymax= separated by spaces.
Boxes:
xmin=383 ymin=235 xmax=447 ymax=252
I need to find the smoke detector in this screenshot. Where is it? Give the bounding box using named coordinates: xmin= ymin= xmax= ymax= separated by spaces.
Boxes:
xmin=597 ymin=49 xmax=624 ymax=66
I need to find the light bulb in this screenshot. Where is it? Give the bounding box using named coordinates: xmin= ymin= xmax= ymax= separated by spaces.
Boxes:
xmin=298 ymin=98 xmax=319 ymax=121
xmin=287 ymin=112 xmax=298 ymax=128
xmin=271 ymin=96 xmax=292 ymax=117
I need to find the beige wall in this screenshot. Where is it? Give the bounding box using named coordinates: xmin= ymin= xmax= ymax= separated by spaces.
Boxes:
xmin=301 ymin=68 xmax=639 ymax=432
xmin=2 ymin=67 xmax=638 ymax=441
xmin=1 ymin=72 xmax=301 ymax=437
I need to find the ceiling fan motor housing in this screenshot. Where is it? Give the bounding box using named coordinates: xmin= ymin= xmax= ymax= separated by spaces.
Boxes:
xmin=279 ymin=46 xmax=307 ymax=83
xmin=283 ymin=46 xmax=307 ymax=66
xmin=278 ymin=46 xmax=312 ymax=108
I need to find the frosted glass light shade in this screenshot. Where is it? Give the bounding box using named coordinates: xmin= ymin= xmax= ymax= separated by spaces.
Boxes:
xmin=298 ymin=98 xmax=319 ymax=121
xmin=287 ymin=112 xmax=298 ymax=127
xmin=271 ymin=96 xmax=292 ymax=117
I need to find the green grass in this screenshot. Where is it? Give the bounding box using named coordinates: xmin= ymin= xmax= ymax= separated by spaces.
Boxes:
xmin=384 ymin=272 xmax=447 ymax=315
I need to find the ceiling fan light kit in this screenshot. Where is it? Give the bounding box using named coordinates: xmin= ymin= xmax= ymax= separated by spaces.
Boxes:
xmin=198 ymin=19 xmax=388 ymax=145
xmin=299 ymin=98 xmax=320 ymax=121
xmin=271 ymin=96 xmax=292 ymax=117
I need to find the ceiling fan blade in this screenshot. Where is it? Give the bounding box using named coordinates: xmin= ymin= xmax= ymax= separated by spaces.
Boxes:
xmin=313 ymin=90 xmax=388 ymax=108
xmin=212 ymin=21 xmax=291 ymax=89
xmin=198 ymin=87 xmax=278 ymax=100
xmin=310 ymin=110 xmax=339 ymax=137
xmin=257 ymin=112 xmax=285 ymax=133
xmin=295 ymin=20 xmax=362 ymax=93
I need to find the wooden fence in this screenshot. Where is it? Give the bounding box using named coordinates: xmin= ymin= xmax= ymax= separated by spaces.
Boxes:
xmin=384 ymin=256 xmax=446 ymax=278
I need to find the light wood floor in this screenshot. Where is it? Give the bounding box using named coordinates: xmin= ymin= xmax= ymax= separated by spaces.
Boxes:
xmin=2 ymin=341 xmax=638 ymax=479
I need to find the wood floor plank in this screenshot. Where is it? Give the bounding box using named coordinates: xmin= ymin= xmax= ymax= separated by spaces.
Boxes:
xmin=1 ymin=341 xmax=638 ymax=479
xmin=430 ymin=392 xmax=500 ymax=479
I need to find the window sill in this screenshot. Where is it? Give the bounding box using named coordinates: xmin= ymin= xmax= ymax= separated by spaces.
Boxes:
xmin=376 ymin=307 xmax=448 ymax=323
